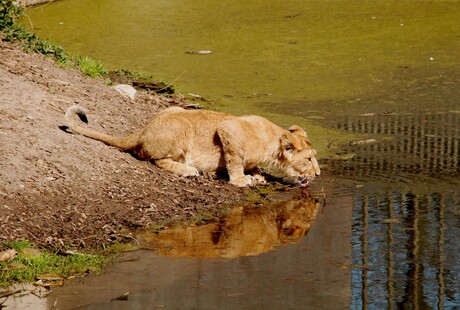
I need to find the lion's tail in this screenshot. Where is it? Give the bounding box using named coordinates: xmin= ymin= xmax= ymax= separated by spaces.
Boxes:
xmin=65 ymin=105 xmax=141 ymax=151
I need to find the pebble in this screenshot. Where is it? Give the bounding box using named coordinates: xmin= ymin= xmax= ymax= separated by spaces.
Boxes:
xmin=113 ymin=84 xmax=137 ymax=100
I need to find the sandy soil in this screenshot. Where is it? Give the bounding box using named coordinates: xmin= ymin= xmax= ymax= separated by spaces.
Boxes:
xmin=0 ymin=38 xmax=246 ymax=250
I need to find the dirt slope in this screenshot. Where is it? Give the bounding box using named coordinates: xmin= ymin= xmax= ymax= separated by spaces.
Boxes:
xmin=0 ymin=38 xmax=244 ymax=250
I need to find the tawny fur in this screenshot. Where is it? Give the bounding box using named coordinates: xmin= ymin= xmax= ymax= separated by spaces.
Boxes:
xmin=65 ymin=105 xmax=320 ymax=187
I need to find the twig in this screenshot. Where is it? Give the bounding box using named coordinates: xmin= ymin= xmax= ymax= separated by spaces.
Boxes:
xmin=155 ymin=71 xmax=185 ymax=93
xmin=36 ymin=0 xmax=57 ymax=9
xmin=22 ymin=13 xmax=34 ymax=29
xmin=111 ymin=234 xmax=141 ymax=247
xmin=321 ymin=187 xmax=327 ymax=214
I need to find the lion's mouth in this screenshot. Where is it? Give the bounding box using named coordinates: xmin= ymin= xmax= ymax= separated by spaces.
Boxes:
xmin=281 ymin=176 xmax=313 ymax=187
xmin=299 ymin=177 xmax=310 ymax=188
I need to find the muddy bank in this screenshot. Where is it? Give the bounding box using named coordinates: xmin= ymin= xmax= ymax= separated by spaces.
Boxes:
xmin=0 ymin=38 xmax=246 ymax=250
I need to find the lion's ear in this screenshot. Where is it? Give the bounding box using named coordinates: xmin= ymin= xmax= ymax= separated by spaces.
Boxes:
xmin=281 ymin=132 xmax=295 ymax=151
xmin=288 ymin=125 xmax=308 ymax=139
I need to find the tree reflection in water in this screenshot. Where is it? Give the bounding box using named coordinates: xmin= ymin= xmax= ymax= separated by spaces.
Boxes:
xmin=329 ymin=111 xmax=460 ymax=308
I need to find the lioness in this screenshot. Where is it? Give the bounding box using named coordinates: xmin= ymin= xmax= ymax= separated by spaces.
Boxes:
xmin=64 ymin=105 xmax=320 ymax=187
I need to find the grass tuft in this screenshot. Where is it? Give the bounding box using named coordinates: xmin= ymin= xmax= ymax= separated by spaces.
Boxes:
xmin=0 ymin=241 xmax=106 ymax=287
xmin=75 ymin=56 xmax=107 ymax=78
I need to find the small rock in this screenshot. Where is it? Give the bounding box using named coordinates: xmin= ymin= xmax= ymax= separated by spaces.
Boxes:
xmin=188 ymin=93 xmax=202 ymax=99
xmin=113 ymin=84 xmax=137 ymax=100
xmin=349 ymin=139 xmax=378 ymax=146
xmin=185 ymin=50 xmax=212 ymax=55
xmin=35 ymin=274 xmax=64 ymax=287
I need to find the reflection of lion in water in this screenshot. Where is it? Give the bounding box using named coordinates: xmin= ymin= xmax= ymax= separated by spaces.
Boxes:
xmin=140 ymin=196 xmax=320 ymax=258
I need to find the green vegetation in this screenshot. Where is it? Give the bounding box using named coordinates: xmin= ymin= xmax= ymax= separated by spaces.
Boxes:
xmin=75 ymin=55 xmax=106 ymax=78
xmin=0 ymin=241 xmax=106 ymax=287
xmin=0 ymin=0 xmax=21 ymax=29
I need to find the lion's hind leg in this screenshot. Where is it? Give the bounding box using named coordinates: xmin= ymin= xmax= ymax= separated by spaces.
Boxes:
xmin=154 ymin=159 xmax=200 ymax=177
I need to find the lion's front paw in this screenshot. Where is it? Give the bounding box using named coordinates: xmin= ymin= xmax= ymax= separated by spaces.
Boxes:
xmin=182 ymin=166 xmax=200 ymax=177
xmin=252 ymin=174 xmax=267 ymax=185
xmin=230 ymin=175 xmax=255 ymax=187
xmin=230 ymin=175 xmax=267 ymax=187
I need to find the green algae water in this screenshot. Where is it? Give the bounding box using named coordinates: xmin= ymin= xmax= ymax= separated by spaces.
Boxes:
xmin=18 ymin=1 xmax=460 ymax=309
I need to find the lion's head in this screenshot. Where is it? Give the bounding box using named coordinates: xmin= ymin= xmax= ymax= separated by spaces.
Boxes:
xmin=278 ymin=125 xmax=321 ymax=187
